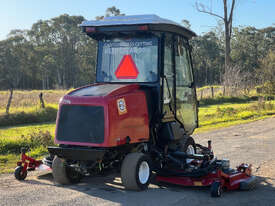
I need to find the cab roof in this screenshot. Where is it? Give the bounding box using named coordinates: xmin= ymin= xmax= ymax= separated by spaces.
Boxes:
xmin=79 ymin=14 xmax=196 ymax=39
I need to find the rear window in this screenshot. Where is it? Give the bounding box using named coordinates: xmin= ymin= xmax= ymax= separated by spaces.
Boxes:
xmin=96 ymin=37 xmax=158 ymax=83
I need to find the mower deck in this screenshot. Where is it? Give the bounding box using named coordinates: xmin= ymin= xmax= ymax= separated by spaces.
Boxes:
xmin=156 ymin=164 xmax=256 ymax=197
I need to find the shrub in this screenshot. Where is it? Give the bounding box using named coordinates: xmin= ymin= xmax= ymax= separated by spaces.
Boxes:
xmin=216 ymin=107 xmax=237 ymax=117
xmin=0 ymin=130 xmax=54 ymax=154
xmin=199 ymin=96 xmax=252 ymax=106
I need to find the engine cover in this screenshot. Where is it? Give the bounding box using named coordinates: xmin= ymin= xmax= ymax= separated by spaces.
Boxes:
xmin=55 ymin=84 xmax=149 ymax=147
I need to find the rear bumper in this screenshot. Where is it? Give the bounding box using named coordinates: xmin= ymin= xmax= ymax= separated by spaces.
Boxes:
xmin=48 ymin=146 xmax=107 ymax=161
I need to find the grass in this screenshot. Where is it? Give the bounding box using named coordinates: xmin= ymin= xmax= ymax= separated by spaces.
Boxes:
xmin=0 ymin=105 xmax=58 ymax=127
xmin=195 ymin=100 xmax=275 ymax=133
xmin=0 ymin=123 xmax=55 ymax=173
xmin=0 ymin=147 xmax=48 ymax=173
xmin=0 ymin=89 xmax=66 ymax=112
xmin=0 ymin=89 xmax=64 ymax=127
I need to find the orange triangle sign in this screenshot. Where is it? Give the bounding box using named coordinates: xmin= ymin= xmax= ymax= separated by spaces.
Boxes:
xmin=115 ymin=55 xmax=139 ymax=79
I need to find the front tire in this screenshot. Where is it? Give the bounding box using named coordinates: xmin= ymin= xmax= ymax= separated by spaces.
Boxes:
xmin=211 ymin=181 xmax=222 ymax=197
xmin=52 ymin=156 xmax=82 ymax=185
xmin=14 ymin=166 xmax=27 ymax=180
xmin=121 ymin=153 xmax=152 ymax=190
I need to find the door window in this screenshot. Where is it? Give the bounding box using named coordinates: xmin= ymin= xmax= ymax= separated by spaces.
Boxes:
xmin=162 ymin=34 xmax=175 ymax=121
xmin=175 ymin=36 xmax=197 ymax=133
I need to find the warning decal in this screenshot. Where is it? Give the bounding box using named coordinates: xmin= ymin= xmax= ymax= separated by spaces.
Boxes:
xmin=117 ymin=98 xmax=127 ymax=115
xmin=115 ymin=55 xmax=139 ymax=79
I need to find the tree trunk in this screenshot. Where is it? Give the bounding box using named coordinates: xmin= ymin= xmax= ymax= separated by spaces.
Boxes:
xmin=224 ymin=24 xmax=231 ymax=70
xmin=6 ymin=88 xmax=13 ymax=115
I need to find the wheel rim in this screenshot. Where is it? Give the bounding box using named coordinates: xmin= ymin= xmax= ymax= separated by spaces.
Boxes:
xmin=138 ymin=161 xmax=150 ymax=184
xmin=186 ymin=145 xmax=195 ymax=163
xmin=217 ymin=187 xmax=221 ymax=196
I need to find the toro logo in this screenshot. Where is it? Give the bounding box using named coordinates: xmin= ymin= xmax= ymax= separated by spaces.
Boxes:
xmin=117 ymin=98 xmax=127 ymax=115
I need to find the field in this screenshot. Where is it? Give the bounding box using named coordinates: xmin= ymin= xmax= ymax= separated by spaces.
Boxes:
xmin=0 ymin=90 xmax=67 ymax=114
xmin=0 ymin=89 xmax=275 ymax=173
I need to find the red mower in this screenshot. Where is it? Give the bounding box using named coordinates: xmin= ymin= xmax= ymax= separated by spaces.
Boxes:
xmin=15 ymin=15 xmax=256 ymax=197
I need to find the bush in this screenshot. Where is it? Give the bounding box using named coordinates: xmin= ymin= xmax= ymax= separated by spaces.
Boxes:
xmin=0 ymin=106 xmax=57 ymax=127
xmin=199 ymin=96 xmax=252 ymax=106
xmin=256 ymin=82 xmax=275 ymax=95
xmin=0 ymin=130 xmax=54 ymax=154
xmin=216 ymin=107 xmax=237 ymax=117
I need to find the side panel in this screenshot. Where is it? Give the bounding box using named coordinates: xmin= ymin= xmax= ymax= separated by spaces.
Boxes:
xmin=107 ymin=90 xmax=150 ymax=146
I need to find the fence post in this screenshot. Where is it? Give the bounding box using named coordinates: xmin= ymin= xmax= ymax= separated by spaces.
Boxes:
xmin=211 ymin=86 xmax=214 ymax=98
xmin=39 ymin=92 xmax=45 ymax=108
xmin=6 ymin=88 xmax=13 ymax=115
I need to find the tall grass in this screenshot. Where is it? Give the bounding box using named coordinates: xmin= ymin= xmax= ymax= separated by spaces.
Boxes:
xmin=0 ymin=90 xmax=66 ymax=114
xmin=0 ymin=90 xmax=64 ymax=127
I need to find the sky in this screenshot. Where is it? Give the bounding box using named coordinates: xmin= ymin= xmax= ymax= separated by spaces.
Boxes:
xmin=0 ymin=0 xmax=274 ymax=40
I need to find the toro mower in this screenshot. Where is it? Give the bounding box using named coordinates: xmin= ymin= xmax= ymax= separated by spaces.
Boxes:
xmin=15 ymin=15 xmax=256 ymax=197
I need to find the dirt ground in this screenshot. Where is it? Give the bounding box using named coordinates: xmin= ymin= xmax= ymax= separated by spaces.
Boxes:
xmin=1 ymin=117 xmax=275 ymax=206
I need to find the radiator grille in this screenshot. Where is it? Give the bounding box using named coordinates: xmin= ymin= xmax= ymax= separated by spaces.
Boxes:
xmin=56 ymin=105 xmax=104 ymax=144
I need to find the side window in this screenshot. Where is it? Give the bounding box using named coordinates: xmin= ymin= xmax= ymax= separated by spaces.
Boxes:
xmin=163 ymin=34 xmax=174 ymax=103
xmin=175 ymin=36 xmax=193 ymax=87
xmin=162 ymin=34 xmax=175 ymax=121
xmin=175 ymin=35 xmax=197 ymax=133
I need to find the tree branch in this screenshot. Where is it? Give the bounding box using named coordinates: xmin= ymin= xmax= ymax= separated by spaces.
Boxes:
xmin=196 ymin=2 xmax=224 ymax=20
xmin=228 ymin=0 xmax=235 ymax=39
xmin=228 ymin=0 xmax=235 ymax=24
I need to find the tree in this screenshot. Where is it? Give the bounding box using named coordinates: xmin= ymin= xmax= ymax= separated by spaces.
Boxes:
xmin=0 ymin=37 xmax=26 ymax=113
xmin=191 ymin=31 xmax=224 ymax=86
xmin=196 ymin=0 xmax=236 ymax=70
xmin=181 ymin=19 xmax=191 ymax=29
xmin=257 ymin=49 xmax=275 ymax=94
xmin=96 ymin=6 xmax=125 ymax=20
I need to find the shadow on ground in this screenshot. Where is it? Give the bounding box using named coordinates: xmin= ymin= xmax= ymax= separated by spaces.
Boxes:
xmin=21 ymin=171 xmax=275 ymax=206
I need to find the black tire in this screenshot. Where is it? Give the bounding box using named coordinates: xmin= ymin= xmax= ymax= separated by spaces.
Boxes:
xmin=211 ymin=181 xmax=222 ymax=197
xmin=121 ymin=153 xmax=152 ymax=191
xmin=14 ymin=166 xmax=27 ymax=180
xmin=52 ymin=156 xmax=82 ymax=185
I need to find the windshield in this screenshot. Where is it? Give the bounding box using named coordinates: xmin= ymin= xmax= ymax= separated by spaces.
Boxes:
xmin=96 ymin=36 xmax=158 ymax=83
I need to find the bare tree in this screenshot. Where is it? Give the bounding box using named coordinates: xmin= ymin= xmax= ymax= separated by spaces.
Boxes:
xmin=222 ymin=65 xmax=253 ymax=96
xmin=196 ymin=0 xmax=236 ymax=70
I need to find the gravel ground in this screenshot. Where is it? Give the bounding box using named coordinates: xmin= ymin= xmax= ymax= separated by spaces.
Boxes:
xmin=1 ymin=117 xmax=275 ymax=206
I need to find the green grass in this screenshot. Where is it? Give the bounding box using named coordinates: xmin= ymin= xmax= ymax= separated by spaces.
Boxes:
xmin=0 ymin=123 xmax=55 ymax=173
xmin=0 ymin=123 xmax=55 ymax=154
xmin=195 ymin=100 xmax=275 ymax=133
xmin=0 ymin=105 xmax=58 ymax=127
xmin=0 ymin=147 xmax=47 ymax=173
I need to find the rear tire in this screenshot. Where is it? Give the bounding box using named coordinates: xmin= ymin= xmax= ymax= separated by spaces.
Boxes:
xmin=52 ymin=156 xmax=82 ymax=185
xmin=14 ymin=166 xmax=27 ymax=180
xmin=121 ymin=153 xmax=152 ymax=190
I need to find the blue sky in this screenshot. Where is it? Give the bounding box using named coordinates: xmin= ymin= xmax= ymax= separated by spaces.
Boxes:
xmin=0 ymin=0 xmax=274 ymax=40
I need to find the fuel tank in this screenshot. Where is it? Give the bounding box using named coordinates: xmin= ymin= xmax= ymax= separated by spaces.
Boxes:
xmin=55 ymin=84 xmax=149 ymax=147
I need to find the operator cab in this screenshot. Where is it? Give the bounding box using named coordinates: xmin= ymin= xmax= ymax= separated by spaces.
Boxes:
xmin=80 ymin=15 xmax=198 ymax=136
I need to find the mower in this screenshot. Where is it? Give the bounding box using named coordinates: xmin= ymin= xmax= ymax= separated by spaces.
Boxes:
xmin=14 ymin=15 xmax=256 ymax=197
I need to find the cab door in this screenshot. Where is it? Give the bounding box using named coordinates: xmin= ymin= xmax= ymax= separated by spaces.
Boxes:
xmin=174 ymin=36 xmax=198 ymax=134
